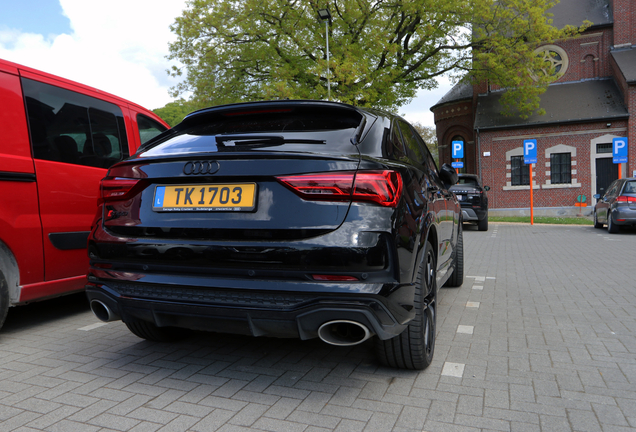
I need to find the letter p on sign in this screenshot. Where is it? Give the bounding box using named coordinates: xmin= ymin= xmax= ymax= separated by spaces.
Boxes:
xmin=452 ymin=140 xmax=464 ymax=159
xmin=523 ymin=139 xmax=537 ymax=164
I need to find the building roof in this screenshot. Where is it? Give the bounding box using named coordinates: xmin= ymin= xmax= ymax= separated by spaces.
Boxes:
xmin=474 ymin=79 xmax=628 ymax=130
xmin=430 ymin=81 xmax=473 ymax=111
xmin=549 ymin=0 xmax=611 ymax=29
xmin=611 ymin=47 xmax=636 ymax=84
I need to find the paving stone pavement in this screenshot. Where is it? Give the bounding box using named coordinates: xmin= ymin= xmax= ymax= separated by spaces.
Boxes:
xmin=1 ymin=223 xmax=635 ymax=432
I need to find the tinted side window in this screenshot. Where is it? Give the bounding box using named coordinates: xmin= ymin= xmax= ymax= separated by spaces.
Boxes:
xmin=383 ymin=122 xmax=406 ymax=160
xmin=397 ymin=120 xmax=424 ymax=164
xmin=137 ymin=114 xmax=167 ymax=145
xmin=22 ymin=78 xmax=128 ymax=168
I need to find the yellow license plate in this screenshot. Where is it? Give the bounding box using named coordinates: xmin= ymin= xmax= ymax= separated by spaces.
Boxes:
xmin=153 ymin=183 xmax=257 ymax=212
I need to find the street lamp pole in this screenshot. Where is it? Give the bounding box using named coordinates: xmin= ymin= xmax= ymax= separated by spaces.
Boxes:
xmin=317 ymin=8 xmax=332 ymax=101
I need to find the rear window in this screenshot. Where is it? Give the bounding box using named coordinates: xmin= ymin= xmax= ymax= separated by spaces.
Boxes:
xmin=623 ymin=181 xmax=636 ymax=194
xmin=457 ymin=177 xmax=479 ymax=187
xmin=139 ymin=106 xmax=364 ymax=158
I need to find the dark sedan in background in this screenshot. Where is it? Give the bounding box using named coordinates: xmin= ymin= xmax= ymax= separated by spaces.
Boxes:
xmin=594 ymin=177 xmax=636 ymax=233
xmin=86 ymin=100 xmax=463 ymax=370
xmin=449 ymin=174 xmax=489 ymax=231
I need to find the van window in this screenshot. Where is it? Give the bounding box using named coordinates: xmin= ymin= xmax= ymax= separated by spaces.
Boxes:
xmin=22 ymin=78 xmax=129 ymax=168
xmin=137 ymin=114 xmax=167 ymax=145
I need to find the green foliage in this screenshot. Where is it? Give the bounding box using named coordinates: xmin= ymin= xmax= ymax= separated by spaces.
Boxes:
xmin=152 ymin=100 xmax=201 ymax=127
xmin=168 ymin=0 xmax=589 ymax=116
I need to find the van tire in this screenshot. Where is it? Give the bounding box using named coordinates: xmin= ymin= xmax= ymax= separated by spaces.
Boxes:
xmin=0 ymin=271 xmax=9 ymax=331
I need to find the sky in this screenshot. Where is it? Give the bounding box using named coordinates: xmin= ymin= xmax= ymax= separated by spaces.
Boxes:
xmin=0 ymin=0 xmax=452 ymax=127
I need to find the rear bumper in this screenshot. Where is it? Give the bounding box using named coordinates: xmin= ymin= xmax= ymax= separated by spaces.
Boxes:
xmin=461 ymin=207 xmax=487 ymax=222
xmin=85 ymin=276 xmax=414 ymax=340
xmin=613 ymin=207 xmax=636 ymax=225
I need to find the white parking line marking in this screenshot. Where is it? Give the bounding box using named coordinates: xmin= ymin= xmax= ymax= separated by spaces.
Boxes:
xmin=472 ymin=285 xmax=484 ymax=290
xmin=466 ymin=302 xmax=480 ymax=308
xmin=457 ymin=325 xmax=474 ymax=334
xmin=78 ymin=323 xmax=108 ymax=331
xmin=442 ymin=362 xmax=465 ymax=377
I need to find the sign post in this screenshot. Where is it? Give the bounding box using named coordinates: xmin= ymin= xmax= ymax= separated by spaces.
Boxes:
xmin=524 ymin=139 xmax=537 ymax=225
xmin=451 ymin=140 xmax=464 ymax=172
xmin=613 ymin=137 xmax=628 ymax=179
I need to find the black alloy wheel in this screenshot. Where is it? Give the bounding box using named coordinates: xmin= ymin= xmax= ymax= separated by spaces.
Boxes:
xmin=444 ymin=223 xmax=464 ymax=288
xmin=375 ymin=241 xmax=437 ymax=370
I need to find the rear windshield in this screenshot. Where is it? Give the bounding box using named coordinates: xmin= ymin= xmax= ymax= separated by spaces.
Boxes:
xmin=623 ymin=181 xmax=636 ymax=194
xmin=139 ymin=106 xmax=363 ymax=158
xmin=456 ymin=177 xmax=479 ymax=187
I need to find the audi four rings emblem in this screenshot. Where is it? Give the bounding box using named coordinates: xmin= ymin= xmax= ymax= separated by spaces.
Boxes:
xmin=183 ymin=161 xmax=220 ymax=175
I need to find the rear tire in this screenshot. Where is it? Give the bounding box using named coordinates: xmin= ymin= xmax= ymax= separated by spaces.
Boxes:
xmin=444 ymin=223 xmax=464 ymax=288
xmin=593 ymin=210 xmax=603 ymax=229
xmin=375 ymin=242 xmax=436 ymax=370
xmin=0 ymin=272 xmax=9 ymax=331
xmin=607 ymin=211 xmax=619 ymax=234
xmin=477 ymin=216 xmax=488 ymax=231
xmin=125 ymin=319 xmax=187 ymax=342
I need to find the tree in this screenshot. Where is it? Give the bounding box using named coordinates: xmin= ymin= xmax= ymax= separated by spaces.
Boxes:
xmin=168 ymin=0 xmax=587 ymax=117
xmin=153 ymin=100 xmax=201 ymax=127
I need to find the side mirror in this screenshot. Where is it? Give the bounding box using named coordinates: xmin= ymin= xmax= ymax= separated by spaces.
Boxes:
xmin=593 ymin=194 xmax=600 ymax=200
xmin=484 ymin=185 xmax=490 ymax=191
xmin=439 ymin=163 xmax=458 ymax=187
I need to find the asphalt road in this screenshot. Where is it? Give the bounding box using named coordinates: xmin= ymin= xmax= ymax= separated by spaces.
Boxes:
xmin=0 ymin=223 xmax=634 ymax=431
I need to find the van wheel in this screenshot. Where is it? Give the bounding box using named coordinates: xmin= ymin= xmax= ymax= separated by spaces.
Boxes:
xmin=125 ymin=319 xmax=187 ymax=342
xmin=444 ymin=223 xmax=464 ymax=288
xmin=375 ymin=242 xmax=436 ymax=370
xmin=0 ymin=272 xmax=8 ymax=330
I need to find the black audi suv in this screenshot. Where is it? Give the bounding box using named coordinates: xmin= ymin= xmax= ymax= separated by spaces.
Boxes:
xmin=86 ymin=100 xmax=463 ymax=370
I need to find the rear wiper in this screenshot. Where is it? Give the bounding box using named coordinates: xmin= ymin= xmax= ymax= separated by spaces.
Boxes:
xmin=215 ymin=135 xmax=326 ymax=147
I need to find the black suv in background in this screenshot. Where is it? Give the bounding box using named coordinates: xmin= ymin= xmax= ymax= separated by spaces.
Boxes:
xmin=450 ymin=174 xmax=489 ymax=231
xmin=86 ymin=100 xmax=463 ymax=370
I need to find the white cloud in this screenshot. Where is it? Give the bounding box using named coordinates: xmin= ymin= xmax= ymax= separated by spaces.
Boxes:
xmin=0 ymin=0 xmax=187 ymax=110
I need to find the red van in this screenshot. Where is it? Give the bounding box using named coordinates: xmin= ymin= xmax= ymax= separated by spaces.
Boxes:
xmin=0 ymin=58 xmax=169 ymax=329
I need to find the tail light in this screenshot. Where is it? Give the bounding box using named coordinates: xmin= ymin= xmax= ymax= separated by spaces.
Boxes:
xmin=99 ymin=178 xmax=147 ymax=204
xmin=277 ymin=170 xmax=403 ymax=207
xmin=617 ymin=196 xmax=636 ymax=203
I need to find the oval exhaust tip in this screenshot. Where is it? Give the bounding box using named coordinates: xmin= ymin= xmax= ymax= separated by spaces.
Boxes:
xmin=318 ymin=320 xmax=373 ymax=346
xmin=90 ymin=300 xmax=120 ymax=322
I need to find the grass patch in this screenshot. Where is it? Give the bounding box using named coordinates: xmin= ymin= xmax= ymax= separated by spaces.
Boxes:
xmin=488 ymin=216 xmax=593 ymax=225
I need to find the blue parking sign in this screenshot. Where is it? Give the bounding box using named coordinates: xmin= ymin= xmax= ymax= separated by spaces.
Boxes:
xmin=452 ymin=140 xmax=464 ymax=159
xmin=613 ymin=137 xmax=628 ymax=163
xmin=524 ymin=139 xmax=537 ymax=164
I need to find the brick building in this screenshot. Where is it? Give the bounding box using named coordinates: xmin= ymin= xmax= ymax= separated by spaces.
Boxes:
xmin=431 ymin=0 xmax=636 ymax=216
